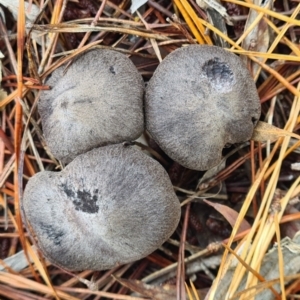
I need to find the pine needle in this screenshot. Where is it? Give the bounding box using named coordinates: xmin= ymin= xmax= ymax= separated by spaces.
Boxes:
xmin=173 ymin=0 xmax=205 ymax=44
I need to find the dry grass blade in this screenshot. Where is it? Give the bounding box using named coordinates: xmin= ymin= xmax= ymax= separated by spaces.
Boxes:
xmin=229 ymin=273 xmax=300 ymax=300
xmin=0 ymin=271 xmax=79 ymax=300
xmin=0 ymin=194 xmax=59 ymax=298
xmin=208 ymin=142 xmax=280 ymax=298
xmin=30 ymin=23 xmax=172 ymax=40
xmin=56 ymin=286 xmax=147 ymax=300
xmin=229 ymin=50 xmax=300 ymax=62
xmin=173 ymin=0 xmax=204 ymax=44
xmin=185 ymin=280 xmax=200 ymax=300
xmin=0 ymin=84 xmax=31 ymax=108
xmin=209 ymin=80 xmax=300 ymax=298
xmin=241 ymin=0 xmax=271 ymax=76
xmin=252 ymin=3 xmax=300 ymax=80
xmin=178 ymin=0 xmax=212 ymax=44
xmin=222 ymin=243 xmax=281 ymax=298
xmin=190 ymin=279 xmax=201 ymax=300
xmin=185 ymin=281 xmax=195 ymax=300
xmin=15 ymin=0 xmax=47 ymax=293
xmin=274 ymin=214 xmax=286 ymax=300
xmin=223 ymin=0 xmax=300 ymax=25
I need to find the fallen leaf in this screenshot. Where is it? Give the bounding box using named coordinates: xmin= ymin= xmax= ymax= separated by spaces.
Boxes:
xmin=251 ymin=121 xmax=300 ymax=142
xmin=203 ymin=199 xmax=251 ymax=233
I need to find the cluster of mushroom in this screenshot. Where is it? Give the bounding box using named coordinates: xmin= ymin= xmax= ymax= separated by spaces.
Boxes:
xmin=22 ymin=45 xmax=261 ymax=271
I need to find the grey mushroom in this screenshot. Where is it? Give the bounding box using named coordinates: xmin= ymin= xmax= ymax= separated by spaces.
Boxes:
xmin=39 ymin=48 xmax=144 ymax=163
xmin=22 ymin=144 xmax=181 ymax=271
xmin=145 ymin=45 xmax=261 ymax=170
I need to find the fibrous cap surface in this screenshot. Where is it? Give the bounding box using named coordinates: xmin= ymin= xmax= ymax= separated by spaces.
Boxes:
xmin=22 ymin=144 xmax=181 ymax=271
xmin=145 ymin=45 xmax=261 ymax=170
xmin=39 ymin=48 xmax=144 ymax=163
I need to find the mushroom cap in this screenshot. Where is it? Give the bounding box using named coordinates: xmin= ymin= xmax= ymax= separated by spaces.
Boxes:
xmin=145 ymin=45 xmax=261 ymax=170
xmin=39 ymin=48 xmax=144 ymax=163
xmin=22 ymin=144 xmax=181 ymax=271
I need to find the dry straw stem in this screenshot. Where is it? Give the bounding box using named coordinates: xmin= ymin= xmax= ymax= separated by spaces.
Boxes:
xmin=208 ymin=78 xmax=300 ymax=299
xmin=194 ymin=14 xmax=300 ymax=97
xmin=185 ymin=281 xmax=194 ymax=300
xmin=223 ymin=0 xmax=300 ymax=26
xmin=2 ymin=0 xmax=184 ymax=297
xmin=274 ymin=213 xmax=285 ymax=300
xmin=231 ymin=9 xmax=265 ymax=49
xmin=258 ymin=69 xmax=300 ymax=103
xmin=136 ymin=11 xmax=162 ymax=62
xmin=229 ymin=50 xmax=300 ymax=63
xmin=14 ymin=0 xmax=53 ymax=296
xmin=37 ymin=0 xmax=66 ymax=73
xmin=173 ymin=0 xmax=205 ymax=44
xmin=30 ymin=23 xmax=172 ymax=40
xmin=208 ymin=140 xmax=278 ymax=299
xmin=264 ymin=139 xmax=300 ymax=180
xmin=70 ymin=17 xmax=144 ymax=26
xmin=0 ymin=194 xmax=59 ymax=298
xmin=55 ymin=286 xmax=146 ymax=300
xmin=252 ymin=4 xmax=300 ymax=81
xmin=0 ymin=272 xmax=78 ymax=300
xmin=222 ymin=243 xmax=281 ymax=298
xmin=205 ymin=4 xmax=300 ymax=297
xmin=174 ymin=0 xmax=213 ymax=44
xmin=185 ymin=280 xmax=200 ymax=300
xmin=228 ymin=274 xmax=300 ymax=300
xmin=0 ymin=40 xmax=102 ymax=109
xmin=229 ymin=0 xmax=300 ymax=81
xmin=264 ymin=18 xmax=300 ymax=57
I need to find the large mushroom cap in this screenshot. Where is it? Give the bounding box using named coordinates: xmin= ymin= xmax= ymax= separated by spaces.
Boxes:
xmin=22 ymin=144 xmax=181 ymax=271
xmin=39 ymin=48 xmax=144 ymax=163
xmin=145 ymin=45 xmax=261 ymax=170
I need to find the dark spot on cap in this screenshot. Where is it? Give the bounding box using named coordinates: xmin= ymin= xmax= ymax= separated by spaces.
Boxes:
xmin=62 ymin=184 xmax=76 ymax=198
xmin=203 ymin=58 xmax=234 ymax=90
xmin=61 ymin=102 xmax=68 ymax=109
xmin=109 ymin=66 xmax=116 ymax=75
xmin=39 ymin=222 xmax=65 ymax=246
xmin=73 ymin=189 xmax=99 ymax=213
